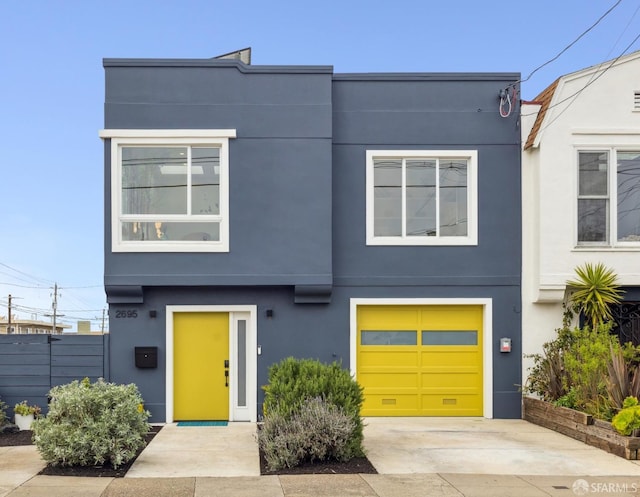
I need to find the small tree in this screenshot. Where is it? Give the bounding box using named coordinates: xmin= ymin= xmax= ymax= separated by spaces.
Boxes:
xmin=566 ymin=262 xmax=623 ymax=330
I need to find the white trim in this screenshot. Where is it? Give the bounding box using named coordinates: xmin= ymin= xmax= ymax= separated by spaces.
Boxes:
xmin=165 ymin=305 xmax=257 ymax=423
xmin=365 ymin=150 xmax=478 ymax=246
xmin=100 ymin=129 xmax=237 ymax=139
xmin=575 ymin=147 xmax=640 ymax=248
xmin=349 ymin=297 xmax=493 ymax=418
xmin=230 ymin=312 xmax=255 ymax=421
xmin=106 ymin=130 xmax=235 ymax=253
xmin=572 ymin=129 xmax=640 ymax=136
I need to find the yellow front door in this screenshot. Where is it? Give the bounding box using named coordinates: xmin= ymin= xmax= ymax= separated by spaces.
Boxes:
xmin=174 ymin=312 xmax=229 ymax=421
xmin=357 ymin=305 xmax=483 ymax=416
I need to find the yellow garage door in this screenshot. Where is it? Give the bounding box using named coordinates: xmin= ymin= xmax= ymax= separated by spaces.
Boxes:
xmin=357 ymin=305 xmax=483 ymax=416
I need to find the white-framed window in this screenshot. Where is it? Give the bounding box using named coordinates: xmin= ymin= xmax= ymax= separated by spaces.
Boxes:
xmin=100 ymin=130 xmax=236 ymax=253
xmin=366 ymin=150 xmax=478 ymax=246
xmin=577 ymin=149 xmax=640 ymax=246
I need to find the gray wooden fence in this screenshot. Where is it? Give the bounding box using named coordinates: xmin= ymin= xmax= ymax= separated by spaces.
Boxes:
xmin=0 ymin=334 xmax=109 ymax=418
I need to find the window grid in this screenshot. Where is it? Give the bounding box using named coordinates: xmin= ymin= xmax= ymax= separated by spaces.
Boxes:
xmin=367 ymin=150 xmax=477 ymax=246
xmin=103 ymin=130 xmax=234 ymax=253
xmin=577 ymin=149 xmax=640 ymax=246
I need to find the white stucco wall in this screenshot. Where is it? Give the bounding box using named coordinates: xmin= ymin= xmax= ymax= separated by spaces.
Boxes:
xmin=521 ymin=51 xmax=640 ymax=387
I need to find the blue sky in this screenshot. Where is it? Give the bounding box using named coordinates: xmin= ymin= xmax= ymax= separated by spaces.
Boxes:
xmin=1 ymin=0 xmax=638 ymax=331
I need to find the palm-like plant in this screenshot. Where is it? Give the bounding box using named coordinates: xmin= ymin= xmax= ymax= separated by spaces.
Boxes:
xmin=566 ymin=262 xmax=624 ymax=330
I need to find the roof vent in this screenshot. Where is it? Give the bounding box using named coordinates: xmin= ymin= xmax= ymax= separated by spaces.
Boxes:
xmin=634 ymin=91 xmax=640 ymax=110
xmin=214 ymin=47 xmax=251 ymax=65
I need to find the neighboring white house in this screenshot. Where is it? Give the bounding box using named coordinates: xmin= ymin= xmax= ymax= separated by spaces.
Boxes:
xmin=0 ymin=317 xmax=71 ymax=334
xmin=521 ymin=50 xmax=640 ymax=386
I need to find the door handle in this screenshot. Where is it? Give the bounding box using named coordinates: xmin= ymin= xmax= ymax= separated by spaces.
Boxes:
xmin=224 ymin=369 xmax=229 ymax=387
xmin=224 ymin=359 xmax=229 ymax=368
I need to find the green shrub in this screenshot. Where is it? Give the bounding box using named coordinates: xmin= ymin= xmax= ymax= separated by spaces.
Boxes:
xmin=14 ymin=400 xmax=41 ymax=417
xmin=612 ymin=397 xmax=640 ymax=436
xmin=258 ymin=397 xmax=356 ymax=471
xmin=566 ymin=262 xmax=623 ymax=330
xmin=607 ymin=343 xmax=640 ymax=410
xmin=554 ymin=387 xmax=579 ymax=409
xmin=262 ymin=357 xmax=365 ymax=460
xmin=562 ymin=324 xmax=618 ymax=418
xmin=0 ymin=396 xmax=8 ymax=425
xmin=524 ymin=325 xmax=573 ymax=402
xmin=32 ymin=378 xmax=150 ymax=469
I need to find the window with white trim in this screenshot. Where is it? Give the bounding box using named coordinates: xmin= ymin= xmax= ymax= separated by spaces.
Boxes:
xmin=100 ymin=130 xmax=235 ymax=252
xmin=577 ymin=149 xmax=640 ymax=245
xmin=366 ymin=150 xmax=478 ymax=246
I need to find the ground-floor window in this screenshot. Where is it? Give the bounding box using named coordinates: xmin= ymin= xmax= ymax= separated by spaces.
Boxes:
xmin=610 ymin=302 xmax=640 ymax=345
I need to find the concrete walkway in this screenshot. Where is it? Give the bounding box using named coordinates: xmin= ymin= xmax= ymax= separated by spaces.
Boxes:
xmin=126 ymin=423 xmax=259 ymax=477
xmin=3 ymin=418 xmax=640 ymax=496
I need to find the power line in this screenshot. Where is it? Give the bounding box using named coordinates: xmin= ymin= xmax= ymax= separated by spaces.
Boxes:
xmin=0 ymin=282 xmax=48 ymax=289
xmin=518 ymin=0 xmax=624 ymax=86
xmin=535 ymin=31 xmax=640 ymax=133
xmin=0 ymin=262 xmax=54 ymax=285
xmin=62 ymin=285 xmax=103 ymax=289
xmin=606 ymin=1 xmax=640 ymax=56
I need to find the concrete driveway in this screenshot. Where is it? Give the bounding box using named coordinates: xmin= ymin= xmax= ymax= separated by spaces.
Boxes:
xmin=363 ymin=417 xmax=640 ymax=475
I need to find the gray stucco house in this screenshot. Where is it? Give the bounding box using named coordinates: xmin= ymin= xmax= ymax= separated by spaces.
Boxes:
xmin=100 ymin=50 xmax=522 ymax=423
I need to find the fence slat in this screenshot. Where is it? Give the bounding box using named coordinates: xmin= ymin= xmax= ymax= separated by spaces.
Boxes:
xmin=0 ymin=334 xmax=107 ymax=416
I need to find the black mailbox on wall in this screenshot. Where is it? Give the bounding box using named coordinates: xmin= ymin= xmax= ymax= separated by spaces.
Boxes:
xmin=135 ymin=347 xmax=158 ymax=369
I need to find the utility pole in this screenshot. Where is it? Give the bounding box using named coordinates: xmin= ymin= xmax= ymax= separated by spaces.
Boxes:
xmin=52 ymin=283 xmax=58 ymax=334
xmin=94 ymin=307 xmax=107 ymax=334
xmin=7 ymin=294 xmax=11 ymax=334
xmin=46 ymin=284 xmax=63 ymax=334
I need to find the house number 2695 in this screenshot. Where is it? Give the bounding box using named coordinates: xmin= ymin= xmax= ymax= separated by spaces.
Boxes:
xmin=115 ymin=310 xmax=138 ymax=318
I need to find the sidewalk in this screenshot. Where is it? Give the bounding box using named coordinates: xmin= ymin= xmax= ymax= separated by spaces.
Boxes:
xmin=10 ymin=473 xmax=640 ymax=497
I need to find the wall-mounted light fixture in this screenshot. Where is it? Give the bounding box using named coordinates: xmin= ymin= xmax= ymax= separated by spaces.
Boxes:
xmin=149 ymin=310 xmax=157 ymax=318
xmin=266 ymin=309 xmax=274 ymax=318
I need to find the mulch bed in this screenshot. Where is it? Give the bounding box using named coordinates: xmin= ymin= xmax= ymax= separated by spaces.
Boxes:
xmin=1 ymin=425 xmax=377 ymax=476
xmin=0 ymin=426 xmax=162 ymax=478
xmin=259 ymin=451 xmax=377 ymax=475
xmin=0 ymin=428 xmax=33 ymax=446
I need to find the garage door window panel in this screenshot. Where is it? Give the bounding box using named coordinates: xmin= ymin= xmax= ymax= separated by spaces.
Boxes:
xmin=422 ymin=330 xmax=478 ymax=346
xmin=361 ymin=330 xmax=417 ymax=346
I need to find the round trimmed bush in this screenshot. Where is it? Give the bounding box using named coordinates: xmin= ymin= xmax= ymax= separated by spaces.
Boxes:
xmin=32 ymin=378 xmax=150 ymax=469
xmin=262 ymin=357 xmax=365 ymax=463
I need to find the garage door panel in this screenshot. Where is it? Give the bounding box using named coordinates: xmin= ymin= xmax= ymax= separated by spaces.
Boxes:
xmin=363 ymin=393 xmax=419 ymax=415
xmin=421 ymin=350 xmax=479 ymax=365
xmin=359 ymin=307 xmax=420 ymax=328
xmin=359 ymin=372 xmax=418 ymax=388
xmin=357 ymin=305 xmax=483 ymax=417
xmin=420 ymin=306 xmax=482 ymax=328
xmin=360 ymin=350 xmax=418 ymax=368
xmin=421 ymin=372 xmax=481 ymax=386
xmin=421 ymin=364 xmax=479 ymax=373
xmin=422 ymin=394 xmax=483 ymax=415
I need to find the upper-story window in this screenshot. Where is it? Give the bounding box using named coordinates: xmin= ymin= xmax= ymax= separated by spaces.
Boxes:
xmin=366 ymin=150 xmax=478 ymax=246
xmin=577 ymin=149 xmax=640 ymax=246
xmin=100 ymin=130 xmax=236 ymax=252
